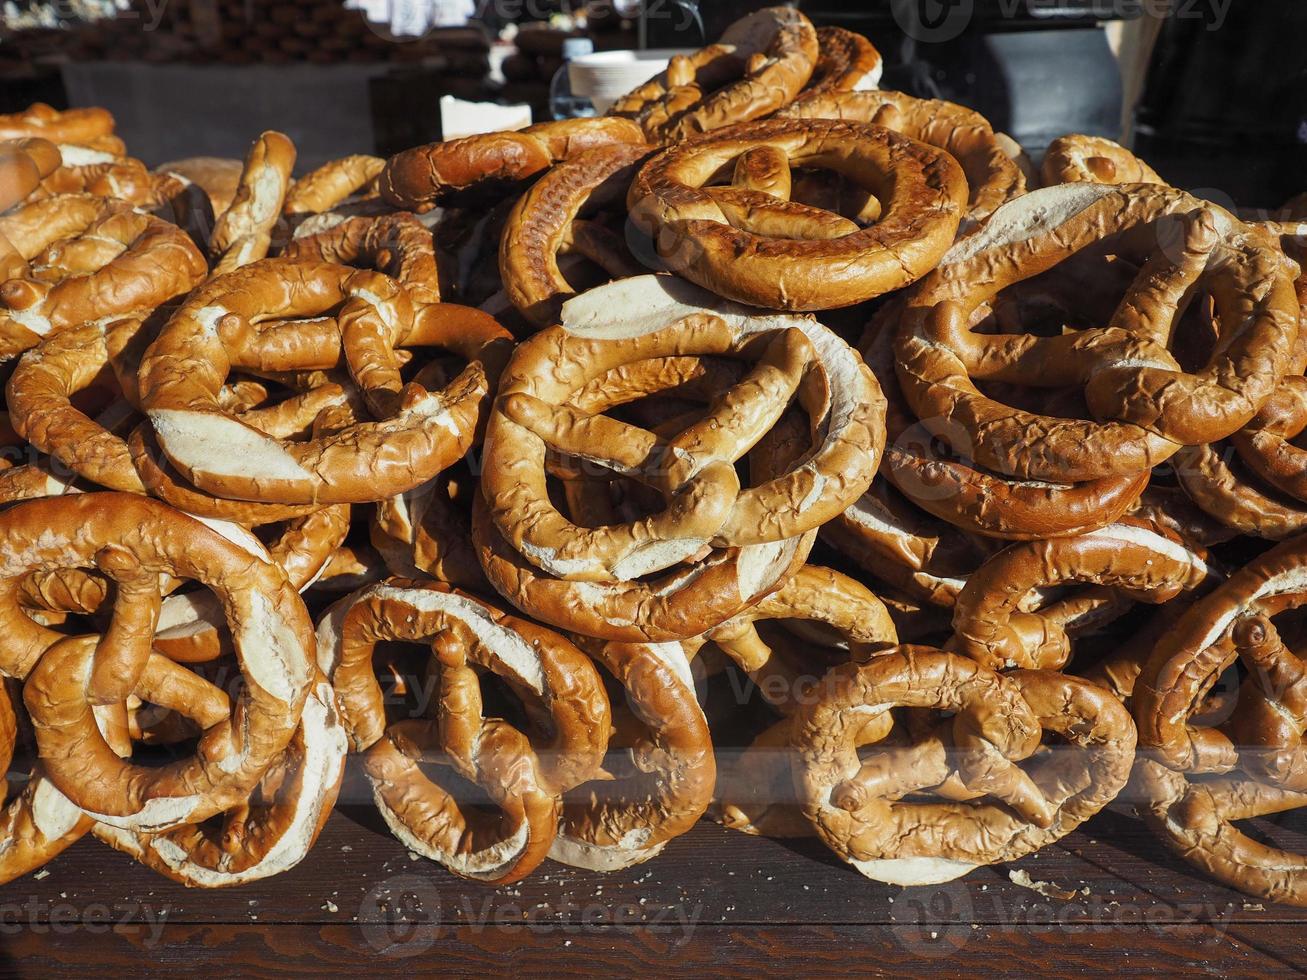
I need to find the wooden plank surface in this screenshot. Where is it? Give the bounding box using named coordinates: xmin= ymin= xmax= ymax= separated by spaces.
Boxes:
xmin=1 ymin=763 xmax=1304 ymax=976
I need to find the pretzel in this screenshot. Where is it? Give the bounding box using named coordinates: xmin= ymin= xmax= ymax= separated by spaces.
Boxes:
xmin=379 ymin=117 xmax=645 ymax=212
xmin=481 ymin=274 xmax=884 ymax=579
xmin=153 ymin=156 xmax=244 ymax=214
xmin=498 ymin=142 xmax=651 ymax=328
xmin=474 ymin=493 xmax=815 ymax=642
xmin=281 ymin=210 xmax=442 ymax=306
xmin=316 ymin=580 xmax=610 ymax=883
xmin=791 ymin=647 xmax=1135 ymax=884
xmin=0 ymin=673 xmax=93 ymax=883
xmin=4 ymin=494 xmax=315 ymax=831
xmin=210 ymin=131 xmax=296 ymax=273
xmin=0 ymin=137 xmax=61 ymax=213
xmin=949 ymin=521 xmax=1211 ymax=670
xmin=37 ymin=158 xmax=194 ymax=210
xmin=894 ymin=183 xmax=1300 ymax=485
xmin=0 ymin=104 xmax=115 ymax=145
xmin=138 ymin=259 xmax=493 ymax=504
xmin=1229 ymin=376 xmax=1307 ymax=504
xmin=550 ymin=638 xmax=713 ymax=870
xmin=1041 ymin=134 xmax=1163 ymax=187
xmin=690 ymin=566 xmax=898 ymax=838
xmin=791 ymin=27 xmax=883 ymax=103
xmin=627 ymin=118 xmax=967 ymax=310
xmin=93 ymin=672 xmax=347 ymax=886
xmin=858 ymin=305 xmax=1149 ymax=539
xmin=283 ymin=154 xmax=384 ymax=216
xmin=0 ymin=195 xmax=207 ymax=361
xmin=371 ymin=470 xmax=488 ymax=591
xmin=608 ymin=7 xmax=818 ymax=143
xmin=779 ymin=90 xmax=1026 ymax=225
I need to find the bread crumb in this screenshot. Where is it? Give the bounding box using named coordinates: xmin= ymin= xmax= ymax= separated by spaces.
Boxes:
xmin=1008 ymin=868 xmax=1077 ymax=901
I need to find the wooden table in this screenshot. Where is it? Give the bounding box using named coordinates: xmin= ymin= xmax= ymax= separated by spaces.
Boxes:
xmin=3 ymin=766 xmax=1304 ymax=977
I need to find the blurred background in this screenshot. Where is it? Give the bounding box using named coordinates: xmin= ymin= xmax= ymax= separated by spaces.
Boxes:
xmin=0 ymin=0 xmax=1302 ymax=204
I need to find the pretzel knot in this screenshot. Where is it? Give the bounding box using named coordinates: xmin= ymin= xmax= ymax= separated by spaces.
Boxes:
xmin=627 ymin=117 xmax=967 ymax=311
xmin=316 ymin=580 xmax=611 ymax=884
xmin=608 ymin=6 xmax=819 ymax=143
xmin=379 ymin=117 xmax=645 ymax=212
xmin=481 ymin=274 xmax=884 ymax=580
xmin=4 ymin=494 xmax=316 ymax=833
xmin=550 ymin=638 xmax=713 ymax=871
xmin=0 ymin=194 xmax=208 ymax=362
xmin=780 ymin=89 xmax=1026 ymax=225
xmin=948 ymin=520 xmax=1212 ymax=671
xmin=1135 ymin=532 xmax=1307 ymax=783
xmin=688 ymin=565 xmax=898 ymax=838
xmin=791 ymin=647 xmax=1135 ymax=884
xmin=1041 ymin=134 xmax=1164 ymax=187
xmin=138 ymin=258 xmax=499 ymax=504
xmin=894 ymin=183 xmax=1301 ymax=486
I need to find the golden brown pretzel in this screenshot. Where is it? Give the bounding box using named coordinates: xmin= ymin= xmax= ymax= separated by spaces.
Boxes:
xmin=498 ymin=141 xmax=652 ymax=329
xmin=1041 ymin=134 xmax=1163 ymax=187
xmin=210 ymin=130 xmax=296 ymax=273
xmin=481 ymin=274 xmax=884 ymax=580
xmin=283 ymin=154 xmax=384 ymax=216
xmin=0 ymin=137 xmax=60 ymax=213
xmin=0 ymin=195 xmax=207 ymax=362
xmin=627 ymin=117 xmax=967 ymax=310
xmin=791 ymin=647 xmax=1135 ymax=884
xmin=282 ymin=210 xmax=442 ymax=306
xmin=93 ymin=671 xmax=347 ymax=887
xmin=550 ymin=638 xmax=713 ymax=870
xmin=379 ymin=117 xmax=645 ymax=212
xmin=791 ymin=27 xmax=882 ymax=102
xmin=691 ymin=565 xmax=898 ymax=838
xmin=609 ymin=7 xmax=818 ymax=143
xmin=894 ymin=183 xmax=1300 ymax=484
xmin=138 ymin=259 xmax=493 ymax=504
xmin=0 ymin=104 xmax=115 ymax=145
xmin=6 ymin=494 xmax=315 ymax=831
xmin=371 ymin=470 xmax=488 ymax=592
xmin=780 ymin=89 xmax=1025 ymax=225
xmin=948 ymin=521 xmax=1211 ymax=670
xmin=860 ymin=305 xmax=1149 ymax=539
xmin=1131 ymin=535 xmax=1307 ymax=904
xmin=316 ymin=580 xmax=610 ymax=883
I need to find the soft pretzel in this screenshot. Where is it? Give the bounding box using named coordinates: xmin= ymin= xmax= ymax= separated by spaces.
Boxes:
xmin=690 ymin=566 xmax=898 ymax=838
xmin=474 ymin=493 xmax=815 ymax=643
xmin=0 ymin=103 xmax=115 ymax=145
xmin=0 ymin=195 xmax=207 ymax=361
xmin=860 ymin=304 xmax=1149 ymax=539
xmin=138 ymin=259 xmax=496 ymax=504
xmin=93 ymin=672 xmax=347 ymax=887
xmin=481 ymin=274 xmax=884 ymax=579
xmin=6 ymin=494 xmax=315 ymax=831
xmin=1041 ymin=134 xmax=1163 ymax=187
xmin=284 ymin=154 xmax=384 ymax=216
xmin=550 ymin=638 xmax=713 ymax=870
xmin=949 ymin=521 xmax=1211 ymax=670
xmin=0 ymin=137 xmax=61 ymax=213
xmin=498 ymin=142 xmax=652 ymax=328
xmin=894 ymin=183 xmax=1300 ymax=484
xmin=316 ymin=580 xmax=610 ymax=883
xmin=379 ymin=117 xmax=645 ymax=212
xmin=609 ymin=7 xmax=818 ymax=143
xmin=791 ymin=647 xmax=1135 ymax=884
xmin=779 ymin=90 xmax=1026 ymax=224
xmin=792 ymin=27 xmax=882 ymax=102
xmin=210 ymin=131 xmax=296 ymax=273
xmin=282 ymin=210 xmax=443 ymax=306
xmin=627 ymin=118 xmax=967 ymax=310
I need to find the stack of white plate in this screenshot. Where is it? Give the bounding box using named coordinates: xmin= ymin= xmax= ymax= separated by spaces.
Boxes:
xmin=567 ymin=49 xmax=694 ymax=114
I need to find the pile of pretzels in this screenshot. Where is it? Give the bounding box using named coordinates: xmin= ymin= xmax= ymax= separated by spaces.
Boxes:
xmin=0 ymin=7 xmax=1303 ymax=907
